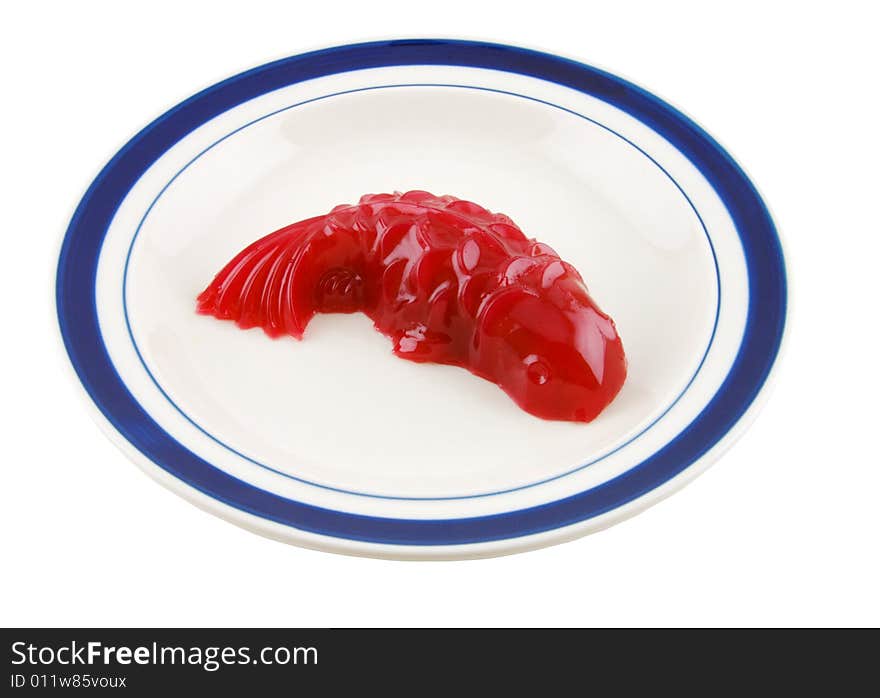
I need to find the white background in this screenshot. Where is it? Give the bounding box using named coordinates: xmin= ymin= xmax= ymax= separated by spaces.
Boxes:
xmin=2 ymin=0 xmax=878 ymax=627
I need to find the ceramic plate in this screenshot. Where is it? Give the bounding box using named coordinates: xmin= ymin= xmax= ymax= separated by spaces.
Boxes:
xmin=56 ymin=40 xmax=787 ymax=559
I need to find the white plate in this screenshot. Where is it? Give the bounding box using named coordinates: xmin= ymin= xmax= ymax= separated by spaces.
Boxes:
xmin=56 ymin=40 xmax=787 ymax=559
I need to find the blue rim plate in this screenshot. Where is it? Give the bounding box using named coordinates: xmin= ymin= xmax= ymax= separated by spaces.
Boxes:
xmin=56 ymin=40 xmax=787 ymax=558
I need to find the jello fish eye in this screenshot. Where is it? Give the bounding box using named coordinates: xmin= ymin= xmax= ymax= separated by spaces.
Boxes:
xmin=197 ymin=190 xmax=627 ymax=423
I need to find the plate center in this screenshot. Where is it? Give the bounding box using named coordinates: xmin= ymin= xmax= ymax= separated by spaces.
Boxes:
xmin=124 ymin=85 xmax=717 ymax=498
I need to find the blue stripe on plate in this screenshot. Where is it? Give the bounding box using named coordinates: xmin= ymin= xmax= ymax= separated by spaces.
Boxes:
xmin=56 ymin=39 xmax=786 ymax=545
xmin=121 ymin=83 xmax=721 ymax=501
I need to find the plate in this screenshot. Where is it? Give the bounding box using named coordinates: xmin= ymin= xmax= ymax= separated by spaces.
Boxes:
xmin=56 ymin=39 xmax=787 ymax=559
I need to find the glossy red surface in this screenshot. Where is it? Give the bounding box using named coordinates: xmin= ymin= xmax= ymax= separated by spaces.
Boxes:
xmin=197 ymin=191 xmax=626 ymax=422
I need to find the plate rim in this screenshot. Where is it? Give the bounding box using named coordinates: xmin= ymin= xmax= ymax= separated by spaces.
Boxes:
xmin=55 ymin=39 xmax=788 ymax=553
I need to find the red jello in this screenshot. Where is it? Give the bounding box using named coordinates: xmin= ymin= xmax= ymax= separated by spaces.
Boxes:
xmin=197 ymin=191 xmax=626 ymax=422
